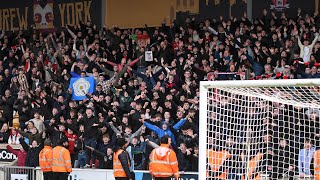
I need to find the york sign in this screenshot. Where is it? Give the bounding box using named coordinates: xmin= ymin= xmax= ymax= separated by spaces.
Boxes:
xmin=0 ymin=149 xmax=17 ymax=162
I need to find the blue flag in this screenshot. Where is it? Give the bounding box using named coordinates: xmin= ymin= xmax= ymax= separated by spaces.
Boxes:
xmin=69 ymin=77 xmax=95 ymax=100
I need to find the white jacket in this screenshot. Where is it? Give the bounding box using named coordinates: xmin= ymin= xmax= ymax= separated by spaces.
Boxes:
xmin=298 ymin=35 xmax=319 ymax=62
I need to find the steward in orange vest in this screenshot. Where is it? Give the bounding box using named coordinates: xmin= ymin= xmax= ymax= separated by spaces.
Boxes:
xmin=313 ymin=149 xmax=320 ymax=180
xmin=206 ymin=149 xmax=231 ymax=179
xmin=39 ymin=139 xmax=53 ymax=180
xmin=113 ymin=138 xmax=134 ymax=180
xmin=149 ymin=136 xmax=179 ymax=180
xmin=241 ymin=152 xmax=263 ymax=180
xmin=52 ymin=137 xmax=72 ymax=180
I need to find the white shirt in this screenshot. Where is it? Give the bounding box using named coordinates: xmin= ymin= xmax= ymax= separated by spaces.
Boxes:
xmin=303 ymin=46 xmax=310 ymax=62
xmin=8 ymin=134 xmax=20 ymax=145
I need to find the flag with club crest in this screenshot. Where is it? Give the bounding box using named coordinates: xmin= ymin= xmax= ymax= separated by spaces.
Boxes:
xmin=69 ymin=77 xmax=95 ymax=100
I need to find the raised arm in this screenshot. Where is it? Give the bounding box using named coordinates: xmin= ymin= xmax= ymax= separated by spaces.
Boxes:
xmin=173 ymin=118 xmax=187 ymax=130
xmin=310 ymin=34 xmax=319 ymax=48
xmin=297 ymin=36 xmax=303 ymax=49
xmin=105 ymin=60 xmax=118 ymax=67
xmin=73 ymin=38 xmax=79 ymax=51
xmin=19 ymin=137 xmax=29 ymax=151
xmin=131 ymin=125 xmax=144 ymax=137
xmin=144 ymin=122 xmax=161 ymax=135
xmin=6 ymin=145 xmax=19 ymax=155
xmin=50 ymin=35 xmax=58 ymax=50
xmin=129 ymin=57 xmax=140 ymax=66
xmin=146 ymin=140 xmax=159 ymax=149
xmin=0 ymin=30 xmax=4 ymax=39
xmin=83 ymin=39 xmax=87 ymax=52
xmin=98 ymin=63 xmax=112 ymax=76
xmin=21 ymin=44 xmax=25 ymax=54
xmin=17 ymin=129 xmax=31 ymax=139
xmin=66 ymin=27 xmax=77 ymax=39
xmin=207 ymin=26 xmax=218 ymax=35
xmin=109 ymin=122 xmax=121 ymax=134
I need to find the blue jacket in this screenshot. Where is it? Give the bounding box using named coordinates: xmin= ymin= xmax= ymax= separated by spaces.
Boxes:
xmin=132 ymin=69 xmax=156 ymax=89
xmin=144 ymin=118 xmax=187 ymax=145
xmin=246 ymin=55 xmax=264 ymax=76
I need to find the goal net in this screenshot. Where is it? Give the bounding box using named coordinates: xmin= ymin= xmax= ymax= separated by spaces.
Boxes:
xmin=199 ymin=79 xmax=320 ymax=180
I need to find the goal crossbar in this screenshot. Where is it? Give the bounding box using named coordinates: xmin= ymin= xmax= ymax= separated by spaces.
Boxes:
xmin=218 ymin=87 xmax=320 ymax=108
xmin=200 ymin=79 xmax=320 ymax=88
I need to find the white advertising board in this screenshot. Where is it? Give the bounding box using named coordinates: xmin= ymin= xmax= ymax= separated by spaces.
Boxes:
xmin=68 ymin=169 xmax=114 ymax=180
xmin=36 ymin=168 xmax=198 ymax=180
xmin=11 ymin=174 xmax=28 ymax=180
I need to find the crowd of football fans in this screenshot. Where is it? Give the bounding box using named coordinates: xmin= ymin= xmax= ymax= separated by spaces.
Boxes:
xmin=0 ymin=7 xmax=319 ymax=176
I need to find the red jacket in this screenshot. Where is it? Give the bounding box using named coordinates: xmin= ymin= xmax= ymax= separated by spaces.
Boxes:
xmin=6 ymin=145 xmax=27 ymax=166
xmin=65 ymin=132 xmax=77 ymax=154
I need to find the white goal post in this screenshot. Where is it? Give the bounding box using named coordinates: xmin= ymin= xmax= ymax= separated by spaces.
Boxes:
xmin=199 ymin=79 xmax=320 ymax=180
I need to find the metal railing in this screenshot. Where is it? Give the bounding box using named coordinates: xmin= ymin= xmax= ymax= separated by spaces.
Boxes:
xmin=0 ymin=166 xmax=36 ymax=180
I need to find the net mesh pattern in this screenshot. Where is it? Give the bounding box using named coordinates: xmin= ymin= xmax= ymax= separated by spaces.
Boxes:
xmin=206 ymin=86 xmax=320 ymax=180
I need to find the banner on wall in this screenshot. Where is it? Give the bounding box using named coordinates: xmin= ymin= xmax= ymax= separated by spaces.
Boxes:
xmin=0 ymin=0 xmax=101 ymax=31
xmin=252 ymin=0 xmax=316 ymax=18
xmin=270 ymin=0 xmax=290 ymax=11
xmin=0 ymin=149 xmax=17 ymax=162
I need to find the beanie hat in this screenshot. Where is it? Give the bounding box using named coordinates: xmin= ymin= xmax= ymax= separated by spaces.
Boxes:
xmin=44 ymin=139 xmax=51 ymax=146
xmin=116 ymin=138 xmax=127 ymax=147
xmin=161 ymin=121 xmax=169 ymax=126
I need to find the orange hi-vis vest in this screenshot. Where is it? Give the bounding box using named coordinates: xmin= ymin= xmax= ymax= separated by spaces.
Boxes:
xmin=113 ymin=149 xmax=130 ymax=177
xmin=149 ymin=144 xmax=179 ymax=179
xmin=314 ymin=150 xmax=320 ymax=180
xmin=207 ymin=149 xmax=231 ymax=179
xmin=39 ymin=146 xmax=53 ymax=172
xmin=242 ymin=153 xmax=263 ymax=180
xmin=52 ymin=146 xmax=72 ymax=173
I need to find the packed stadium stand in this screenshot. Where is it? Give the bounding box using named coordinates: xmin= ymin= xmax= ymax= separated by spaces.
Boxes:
xmin=0 ymin=0 xmax=320 ymax=179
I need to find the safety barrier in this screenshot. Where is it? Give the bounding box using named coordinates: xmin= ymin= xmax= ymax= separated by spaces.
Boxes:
xmin=0 ymin=166 xmax=315 ymax=180
xmin=0 ymin=166 xmax=198 ymax=180
xmin=35 ymin=168 xmax=199 ymax=180
xmin=0 ymin=166 xmax=36 ymax=180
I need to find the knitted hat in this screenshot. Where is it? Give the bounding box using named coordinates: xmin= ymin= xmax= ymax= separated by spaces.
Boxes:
xmin=44 ymin=139 xmax=51 ymax=146
xmin=116 ymin=138 xmax=127 ymax=147
xmin=161 ymin=121 xmax=169 ymax=126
